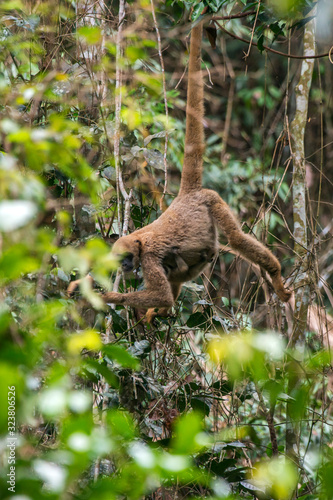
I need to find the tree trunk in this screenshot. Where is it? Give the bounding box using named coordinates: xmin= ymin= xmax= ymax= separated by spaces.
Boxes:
xmin=286 ymin=8 xmax=317 ymax=468
xmin=290 ymin=13 xmax=316 ymax=344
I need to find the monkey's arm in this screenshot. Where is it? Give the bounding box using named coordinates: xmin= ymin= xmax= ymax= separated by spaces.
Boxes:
xmin=103 ymin=254 xmax=174 ymax=309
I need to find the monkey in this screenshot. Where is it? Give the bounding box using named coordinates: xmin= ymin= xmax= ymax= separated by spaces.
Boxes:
xmin=69 ymin=21 xmax=291 ymax=320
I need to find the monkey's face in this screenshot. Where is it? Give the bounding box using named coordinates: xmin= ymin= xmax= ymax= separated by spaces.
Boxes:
xmin=112 ymin=236 xmax=141 ymax=274
xmin=121 ymin=252 xmax=135 ymax=273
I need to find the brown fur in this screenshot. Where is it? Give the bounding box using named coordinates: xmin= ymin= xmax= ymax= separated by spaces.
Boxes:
xmin=103 ymin=22 xmax=291 ymax=319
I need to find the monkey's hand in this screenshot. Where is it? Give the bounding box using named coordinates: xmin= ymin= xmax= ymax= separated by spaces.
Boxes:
xmin=67 ymin=274 xmax=94 ymax=296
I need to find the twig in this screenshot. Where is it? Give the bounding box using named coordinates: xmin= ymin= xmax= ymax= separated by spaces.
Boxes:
xmin=97 ymin=215 xmax=105 ymax=237
xmin=9 ymin=51 xmax=25 ymax=81
xmin=214 ymin=20 xmax=329 ymax=60
xmin=174 ymin=64 xmax=187 ymax=90
xmin=211 ymin=11 xmax=256 ymax=21
xmin=106 ymin=206 xmax=116 ymax=237
xmin=220 ymin=37 xmax=235 ymax=162
xmin=244 ymin=0 xmax=261 ymax=60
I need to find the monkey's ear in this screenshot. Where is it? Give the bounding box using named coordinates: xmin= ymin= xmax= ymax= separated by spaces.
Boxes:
xmin=134 ymin=239 xmax=142 ymax=255
xmin=134 ymin=239 xmax=142 ymax=248
xmin=205 ymin=26 xmax=217 ymax=49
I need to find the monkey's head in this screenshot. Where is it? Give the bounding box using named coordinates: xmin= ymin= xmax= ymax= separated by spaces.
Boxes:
xmin=112 ymin=235 xmax=141 ymax=274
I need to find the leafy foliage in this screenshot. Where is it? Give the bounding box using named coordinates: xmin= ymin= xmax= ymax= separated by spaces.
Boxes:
xmin=0 ymin=0 xmax=332 ymax=499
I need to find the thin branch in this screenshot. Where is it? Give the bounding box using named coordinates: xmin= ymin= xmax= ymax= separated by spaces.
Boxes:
xmin=122 ymin=189 xmax=133 ymax=236
xmin=97 ymin=215 xmax=106 ymax=237
xmin=111 ymin=189 xmax=132 ymax=302
xmin=214 ymin=20 xmax=330 ymax=60
xmin=211 ymin=11 xmax=256 ymax=21
xmin=244 ymin=0 xmax=261 ymax=60
xmin=220 ymin=36 xmax=235 ymax=162
xmin=114 ymin=0 xmax=130 ymax=212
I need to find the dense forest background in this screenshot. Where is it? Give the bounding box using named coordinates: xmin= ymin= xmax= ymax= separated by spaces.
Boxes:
xmin=0 ymin=0 xmax=333 ymax=499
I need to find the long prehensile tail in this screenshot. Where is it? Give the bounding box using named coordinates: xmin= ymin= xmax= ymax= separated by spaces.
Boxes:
xmin=179 ymin=22 xmax=204 ymax=194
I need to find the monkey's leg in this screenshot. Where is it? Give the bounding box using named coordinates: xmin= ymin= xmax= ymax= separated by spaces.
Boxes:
xmin=103 ymin=254 xmax=175 ymax=309
xmin=146 ymin=283 xmax=182 ymax=324
xmin=210 ymin=199 xmax=291 ymax=302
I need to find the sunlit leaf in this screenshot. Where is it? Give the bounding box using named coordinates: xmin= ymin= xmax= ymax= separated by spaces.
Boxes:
xmin=34 ymin=460 xmax=67 ymax=493
xmin=78 ymin=26 xmax=102 ymax=44
xmin=67 ymin=330 xmax=102 ymax=354
xmin=39 ymin=388 xmax=67 ymax=417
xmin=129 ymin=442 xmax=156 ymax=469
xmin=68 ymin=391 xmax=91 ymax=413
xmin=172 ymin=412 xmax=205 ymax=455
xmin=159 ymin=453 xmax=190 ymax=472
xmin=0 ymin=244 xmax=40 ymax=283
xmin=0 ymin=200 xmax=38 ymax=231
xmin=251 ymin=457 xmax=298 ymax=500
xmin=67 ymin=431 xmax=91 ymax=452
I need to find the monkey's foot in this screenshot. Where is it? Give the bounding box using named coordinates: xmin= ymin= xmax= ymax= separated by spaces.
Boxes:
xmin=146 ymin=307 xmax=171 ymax=324
xmin=272 ymin=276 xmax=292 ymax=302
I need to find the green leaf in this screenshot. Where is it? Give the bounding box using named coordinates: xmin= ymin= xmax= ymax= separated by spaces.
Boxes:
xmin=172 ymin=412 xmax=204 ymax=455
xmin=0 ymin=0 xmax=24 ymax=10
xmin=0 ymin=306 xmax=11 ymax=336
xmin=77 ymin=26 xmax=102 ymax=44
xmin=191 ymin=397 xmax=210 ymax=416
xmin=67 ymin=329 xmax=102 ymax=354
xmin=103 ymin=345 xmax=140 ymax=370
xmin=0 ymin=244 xmax=40 ymax=284
xmin=290 ymin=15 xmax=316 ymax=31
xmin=191 ymin=2 xmax=205 ymax=21
xmin=83 ymin=358 xmax=119 ymax=387
xmin=252 ymin=457 xmax=298 ymax=500
xmin=186 ymin=311 xmax=208 ymax=328
xmin=125 ymin=46 xmax=146 ymax=62
xmin=107 ymin=410 xmax=136 ymax=440
xmin=109 ymin=309 xmax=128 ymax=334
xmin=257 ymin=34 xmax=264 ymax=53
